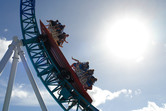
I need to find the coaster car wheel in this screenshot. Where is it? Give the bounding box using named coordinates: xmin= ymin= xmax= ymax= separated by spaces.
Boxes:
xmin=61 ymin=68 xmax=74 ymax=82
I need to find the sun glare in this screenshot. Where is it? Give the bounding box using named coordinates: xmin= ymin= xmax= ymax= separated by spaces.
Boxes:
xmin=104 ymin=16 xmax=152 ymax=61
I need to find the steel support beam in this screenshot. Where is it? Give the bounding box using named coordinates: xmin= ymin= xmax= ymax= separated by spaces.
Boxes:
xmin=2 ymin=49 xmax=19 ymax=111
xmin=17 ymin=38 xmax=48 ymax=111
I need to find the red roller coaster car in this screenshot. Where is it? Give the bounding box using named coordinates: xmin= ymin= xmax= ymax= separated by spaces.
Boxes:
xmin=40 ymin=20 xmax=92 ymax=103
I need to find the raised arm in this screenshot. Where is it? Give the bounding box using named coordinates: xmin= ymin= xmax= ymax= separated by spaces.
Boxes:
xmin=72 ymin=57 xmax=79 ymax=63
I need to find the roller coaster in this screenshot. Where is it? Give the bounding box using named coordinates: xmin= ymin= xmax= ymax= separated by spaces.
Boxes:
xmin=0 ymin=0 xmax=99 ymax=111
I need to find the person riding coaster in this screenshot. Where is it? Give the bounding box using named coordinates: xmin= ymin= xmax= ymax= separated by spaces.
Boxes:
xmin=84 ymin=76 xmax=97 ymax=90
xmin=71 ymin=57 xmax=89 ymax=77
xmin=78 ymin=69 xmax=97 ymax=90
xmin=46 ymin=20 xmax=69 ymax=47
xmin=57 ymin=32 xmax=69 ymax=47
xmin=71 ymin=57 xmax=97 ymax=90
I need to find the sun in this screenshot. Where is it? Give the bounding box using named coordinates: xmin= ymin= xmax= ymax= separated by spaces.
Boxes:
xmin=104 ymin=16 xmax=151 ymax=61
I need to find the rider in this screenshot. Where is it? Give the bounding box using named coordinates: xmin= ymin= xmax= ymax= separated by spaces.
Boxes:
xmin=46 ymin=20 xmax=69 ymax=47
xmin=46 ymin=20 xmax=59 ymax=26
xmin=57 ymin=32 xmax=69 ymax=47
xmin=79 ymin=69 xmax=95 ymax=89
xmin=71 ymin=57 xmax=89 ymax=79
xmin=85 ymin=76 xmax=97 ymax=90
xmin=46 ymin=20 xmax=60 ymax=37
xmin=56 ymin=25 xmax=65 ymax=33
xmin=71 ymin=57 xmax=89 ymax=72
xmin=85 ymin=69 xmax=94 ymax=76
xmin=71 ymin=57 xmax=97 ymax=90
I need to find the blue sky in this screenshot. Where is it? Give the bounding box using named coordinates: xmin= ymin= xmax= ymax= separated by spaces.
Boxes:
xmin=1 ymin=0 xmax=166 ymax=111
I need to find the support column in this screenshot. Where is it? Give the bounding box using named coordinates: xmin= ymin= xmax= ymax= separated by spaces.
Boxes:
xmin=17 ymin=41 xmax=48 ymax=111
xmin=2 ymin=49 xmax=19 ymax=111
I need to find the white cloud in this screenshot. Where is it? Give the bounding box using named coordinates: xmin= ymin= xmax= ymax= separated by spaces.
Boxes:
xmin=10 ymin=84 xmax=57 ymax=106
xmin=0 ymin=81 xmax=141 ymax=108
xmin=12 ymin=84 xmax=28 ymax=98
xmin=0 ymin=81 xmax=56 ymax=106
xmin=87 ymin=86 xmax=136 ymax=107
xmin=0 ymin=38 xmax=12 ymax=62
xmin=134 ymin=89 xmax=142 ymax=96
xmin=132 ymin=101 xmax=166 ymax=111
xmin=4 ymin=29 xmax=8 ymax=32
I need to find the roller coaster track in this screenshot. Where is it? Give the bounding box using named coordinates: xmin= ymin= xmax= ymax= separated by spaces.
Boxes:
xmin=20 ymin=0 xmax=98 ymax=110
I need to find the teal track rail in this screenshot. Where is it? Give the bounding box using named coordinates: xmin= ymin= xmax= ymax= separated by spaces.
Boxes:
xmin=20 ymin=0 xmax=99 ymax=111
